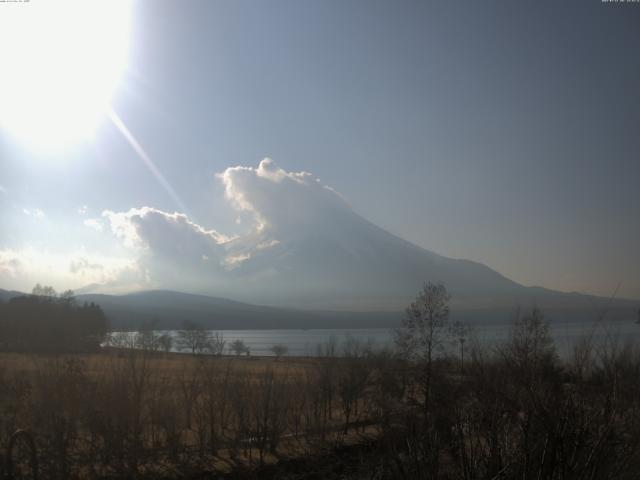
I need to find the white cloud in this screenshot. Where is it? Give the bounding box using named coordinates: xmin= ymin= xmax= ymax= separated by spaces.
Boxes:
xmin=13 ymin=159 xmax=363 ymax=300
xmin=69 ymin=257 xmax=104 ymax=274
xmin=77 ymin=205 xmax=88 ymax=215
xmin=91 ymin=160 xmax=352 ymax=289
xmin=0 ymin=250 xmax=22 ymax=277
xmin=0 ymin=247 xmax=140 ymax=292
xmin=0 ymin=185 xmax=6 ymax=195
xmin=100 ymin=207 xmax=233 ymax=292
xmin=23 ymin=208 xmax=45 ymax=219
xmin=217 ymin=157 xmax=349 ymax=237
xmin=83 ymin=218 xmax=103 ymax=232
xmin=223 ymin=252 xmax=252 ymax=268
xmin=103 ymin=206 xmax=229 ymax=250
xmin=256 ymin=239 xmax=281 ymax=250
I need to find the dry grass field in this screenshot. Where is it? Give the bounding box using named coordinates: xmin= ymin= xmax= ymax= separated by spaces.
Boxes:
xmin=0 ymin=349 xmax=317 ymax=380
xmin=0 ymin=347 xmax=385 ymax=479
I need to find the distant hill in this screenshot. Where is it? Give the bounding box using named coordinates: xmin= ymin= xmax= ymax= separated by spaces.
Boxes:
xmin=0 ymin=289 xmax=23 ymax=303
xmin=0 ymin=289 xmax=399 ymax=330
xmin=1 ymin=288 xmax=636 ymax=331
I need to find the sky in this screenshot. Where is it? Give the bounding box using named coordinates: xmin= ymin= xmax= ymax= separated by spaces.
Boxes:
xmin=0 ymin=0 xmax=639 ymax=301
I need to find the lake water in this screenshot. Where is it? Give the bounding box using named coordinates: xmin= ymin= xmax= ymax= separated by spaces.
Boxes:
xmin=116 ymin=318 xmax=640 ymax=357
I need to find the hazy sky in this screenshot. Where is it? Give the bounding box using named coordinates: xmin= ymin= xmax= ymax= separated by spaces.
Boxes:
xmin=0 ymin=0 xmax=639 ymax=299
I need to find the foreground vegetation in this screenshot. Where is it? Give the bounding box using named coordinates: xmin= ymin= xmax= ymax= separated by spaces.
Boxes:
xmin=0 ymin=324 xmax=638 ymax=478
xmin=1 ymin=283 xmax=639 ymax=479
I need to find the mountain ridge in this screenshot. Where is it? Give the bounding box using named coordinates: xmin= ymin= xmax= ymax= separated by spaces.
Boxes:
xmin=1 ymin=287 xmax=636 ymax=330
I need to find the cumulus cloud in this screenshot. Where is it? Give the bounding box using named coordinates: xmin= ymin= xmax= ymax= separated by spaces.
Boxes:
xmin=99 ymin=207 xmax=235 ymax=292
xmin=217 ymin=158 xmax=349 ymax=237
xmin=83 ymin=218 xmax=103 ymax=231
xmin=86 ymin=159 xmax=361 ymax=297
xmin=77 ymin=205 xmax=88 ymax=215
xmin=103 ymin=206 xmax=228 ymax=252
xmin=2 ymin=160 xmax=383 ymax=301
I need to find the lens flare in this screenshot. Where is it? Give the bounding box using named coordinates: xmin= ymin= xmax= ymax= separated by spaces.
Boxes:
xmin=0 ymin=0 xmax=131 ymax=150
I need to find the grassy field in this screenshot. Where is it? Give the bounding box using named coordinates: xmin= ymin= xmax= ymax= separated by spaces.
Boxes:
xmin=0 ymin=347 xmax=384 ymax=479
xmin=0 ymin=349 xmax=318 ymax=379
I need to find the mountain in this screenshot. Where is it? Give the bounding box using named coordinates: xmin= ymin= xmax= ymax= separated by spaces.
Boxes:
xmin=3 ymin=160 xmax=638 ymax=326
xmin=221 ymin=209 xmax=517 ymax=309
xmin=215 ymin=201 xmax=637 ymax=316
xmin=76 ymin=161 xmax=638 ymax=320
xmin=76 ymin=198 xmax=638 ymax=326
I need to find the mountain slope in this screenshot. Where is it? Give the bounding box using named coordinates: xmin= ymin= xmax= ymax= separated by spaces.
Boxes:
xmin=90 ymin=161 xmax=638 ymax=314
xmin=218 ymin=204 xmax=622 ymax=312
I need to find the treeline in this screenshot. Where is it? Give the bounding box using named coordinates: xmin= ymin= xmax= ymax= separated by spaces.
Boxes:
xmin=108 ymin=319 xmax=230 ymax=356
xmin=113 ymin=320 xmax=273 ymax=357
xmin=0 ymin=284 xmax=108 ymax=352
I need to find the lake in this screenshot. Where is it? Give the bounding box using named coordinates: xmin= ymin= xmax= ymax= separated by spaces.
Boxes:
xmin=114 ymin=318 xmax=640 ymax=357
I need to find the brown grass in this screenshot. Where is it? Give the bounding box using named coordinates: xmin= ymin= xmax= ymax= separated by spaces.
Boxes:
xmin=0 ymin=348 xmax=380 ymax=479
xmin=0 ymin=349 xmax=316 ymax=379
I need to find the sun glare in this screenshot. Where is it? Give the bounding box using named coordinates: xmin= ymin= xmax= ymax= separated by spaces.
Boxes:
xmin=0 ymin=0 xmax=131 ymax=150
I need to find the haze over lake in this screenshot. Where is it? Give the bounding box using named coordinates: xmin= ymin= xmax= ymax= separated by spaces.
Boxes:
xmin=115 ymin=318 xmax=640 ymax=358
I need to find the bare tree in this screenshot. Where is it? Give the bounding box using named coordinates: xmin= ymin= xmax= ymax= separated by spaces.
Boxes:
xmin=316 ymin=335 xmax=338 ymax=357
xmin=230 ymin=339 xmax=249 ymax=356
xmin=338 ymin=356 xmax=371 ymax=435
xmin=59 ymin=289 xmax=76 ymax=305
xmin=32 ymin=283 xmax=57 ymax=298
xmin=501 ymin=306 xmax=557 ymax=384
xmin=176 ymin=320 xmax=211 ymax=355
xmin=395 ymin=282 xmax=451 ymax=414
xmin=270 ymin=344 xmax=288 ymax=360
xmin=251 ymin=368 xmax=290 ymax=463
xmin=205 ymin=332 xmax=226 ymax=356
xmin=158 ymin=333 xmax=173 ymax=353
xmin=107 ymin=331 xmax=136 ymax=350
xmin=449 ymin=321 xmax=470 ymax=374
xmin=396 ymin=282 xmax=451 ymax=362
xmin=135 ymin=320 xmax=162 ymax=353
xmin=342 ymin=334 xmax=374 ymax=358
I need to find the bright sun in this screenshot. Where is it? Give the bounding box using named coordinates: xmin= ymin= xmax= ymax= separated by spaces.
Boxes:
xmin=0 ymin=0 xmax=131 ymax=150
